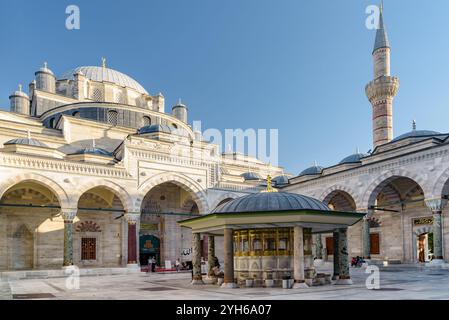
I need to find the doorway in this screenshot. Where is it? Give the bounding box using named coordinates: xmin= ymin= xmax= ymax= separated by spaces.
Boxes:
xmin=417 ymin=233 xmax=433 ymax=263
xmin=139 ymin=234 xmax=161 ymax=267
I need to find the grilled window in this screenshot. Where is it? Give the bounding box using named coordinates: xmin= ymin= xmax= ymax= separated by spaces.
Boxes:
xmin=81 ymin=238 xmax=96 ymax=260
xmin=142 ymin=116 xmax=151 ymax=126
xmin=107 ymin=110 xmax=118 ymax=126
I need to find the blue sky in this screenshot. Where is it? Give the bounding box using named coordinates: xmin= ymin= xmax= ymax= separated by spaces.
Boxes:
xmin=1 ymin=0 xmax=449 ymax=175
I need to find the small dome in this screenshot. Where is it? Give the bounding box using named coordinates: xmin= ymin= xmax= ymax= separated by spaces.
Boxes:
xmin=212 ymin=192 xmax=330 ymax=214
xmin=36 ymin=62 xmax=55 ymax=76
xmin=272 ymin=175 xmax=290 ymax=185
xmin=299 ymin=165 xmax=323 ymax=177
xmin=71 ymin=147 xmax=112 ymax=157
xmin=5 ymin=138 xmax=48 ymax=148
xmin=10 ymin=85 xmax=28 ymax=98
xmin=172 ymin=99 xmax=188 ymax=110
xmin=241 ymin=172 xmax=262 ymax=181
xmin=138 ymin=124 xmax=175 ymax=135
xmin=392 ymin=129 xmax=441 ymax=142
xmin=339 ymin=153 xmax=368 ymax=165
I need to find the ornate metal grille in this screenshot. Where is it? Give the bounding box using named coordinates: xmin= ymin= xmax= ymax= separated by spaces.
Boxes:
xmin=107 ymin=110 xmax=118 ymax=126
xmin=81 ymin=238 xmax=96 ymax=260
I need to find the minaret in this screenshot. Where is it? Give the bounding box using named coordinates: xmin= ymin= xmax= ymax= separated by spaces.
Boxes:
xmin=365 ymin=2 xmax=399 ymax=148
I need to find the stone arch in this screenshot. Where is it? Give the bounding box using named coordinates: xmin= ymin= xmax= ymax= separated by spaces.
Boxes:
xmin=75 ymin=180 xmax=133 ymax=212
xmin=138 ymin=172 xmax=209 ymax=214
xmin=0 ymin=173 xmax=69 ymax=208
xmin=432 ymin=167 xmax=449 ymax=199
xmin=319 ymin=185 xmax=360 ymax=211
xmin=211 ymin=192 xmax=240 ymax=210
xmin=361 ymin=169 xmax=429 ymax=209
xmin=413 ymin=225 xmax=433 ymax=236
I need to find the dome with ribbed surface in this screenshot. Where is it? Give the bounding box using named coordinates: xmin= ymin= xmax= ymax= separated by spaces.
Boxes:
xmin=60 ymin=66 xmax=148 ymax=95
xmin=241 ymin=172 xmax=262 ymax=181
xmin=272 ymin=175 xmax=290 ymax=185
xmin=5 ymin=138 xmax=48 ymax=148
xmin=392 ymin=130 xmax=441 ymax=142
xmin=212 ymin=192 xmax=330 ymax=214
xmin=299 ymin=165 xmax=323 ymax=177
xmin=339 ymin=153 xmax=368 ymax=165
xmin=71 ymin=147 xmax=112 ymax=157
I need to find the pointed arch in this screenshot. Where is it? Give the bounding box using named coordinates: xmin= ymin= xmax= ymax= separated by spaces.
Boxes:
xmin=0 ymin=173 xmax=69 ymax=208
xmin=138 ymin=172 xmax=209 ymax=214
xmin=75 ymin=179 xmax=133 ymax=212
xmin=361 ymin=168 xmax=429 ymax=209
xmin=211 ymin=192 xmax=240 ymax=210
xmin=432 ymin=167 xmax=449 ymax=199
xmin=319 ymin=185 xmax=360 ymax=211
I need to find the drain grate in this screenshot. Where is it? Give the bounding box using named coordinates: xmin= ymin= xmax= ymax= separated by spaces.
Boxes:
xmin=139 ymin=287 xmax=178 ymax=291
xmin=13 ymin=293 xmax=55 ymax=299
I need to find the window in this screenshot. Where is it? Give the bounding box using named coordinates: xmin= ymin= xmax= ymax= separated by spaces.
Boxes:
xmin=81 ymin=238 xmax=96 ymax=260
xmin=49 ymin=118 xmax=55 ymax=128
xmin=172 ymin=123 xmax=178 ymax=129
xmin=72 ymin=111 xmax=80 ymax=118
xmin=142 ymin=116 xmax=151 ymax=126
xmin=370 ymin=233 xmax=380 ymax=255
xmin=91 ymin=88 xmax=103 ymax=102
xmin=107 ymin=110 xmax=118 ymax=126
xmin=115 ymin=92 xmax=125 ymax=104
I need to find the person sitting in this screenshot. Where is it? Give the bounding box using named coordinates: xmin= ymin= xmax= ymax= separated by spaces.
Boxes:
xmin=351 ymin=257 xmax=358 ymax=267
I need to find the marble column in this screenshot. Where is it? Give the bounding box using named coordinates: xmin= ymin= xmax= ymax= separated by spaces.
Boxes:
xmin=62 ymin=209 xmax=77 ymax=267
xmin=293 ymin=226 xmax=308 ymax=288
xmin=335 ymin=228 xmax=352 ymax=285
xmin=362 ymin=214 xmax=371 ymax=259
xmin=222 ymin=228 xmax=236 ymax=288
xmin=314 ymin=234 xmax=323 ymax=260
xmin=303 ymin=228 xmax=315 ymax=285
xmin=125 ymin=213 xmax=140 ymax=267
xmin=191 ymin=232 xmax=204 ymax=284
xmin=207 ymin=235 xmax=215 ymax=277
xmin=332 ymin=230 xmax=340 ymax=280
xmin=425 ymin=198 xmax=448 ymax=263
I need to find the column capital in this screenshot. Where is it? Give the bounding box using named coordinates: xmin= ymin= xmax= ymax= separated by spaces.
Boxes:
xmin=425 ymin=198 xmax=448 ymax=213
xmin=61 ymin=208 xmax=77 ymax=222
xmin=124 ymin=212 xmax=140 ymax=225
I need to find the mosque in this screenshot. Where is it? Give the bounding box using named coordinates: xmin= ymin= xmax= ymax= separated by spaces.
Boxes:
xmin=1 ymin=5 xmax=449 ymax=287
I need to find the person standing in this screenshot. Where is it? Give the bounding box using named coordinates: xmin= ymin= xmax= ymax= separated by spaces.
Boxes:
xmin=175 ymin=258 xmax=181 ymax=272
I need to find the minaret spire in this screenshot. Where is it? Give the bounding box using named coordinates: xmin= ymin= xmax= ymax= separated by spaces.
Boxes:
xmin=373 ymin=0 xmax=390 ymax=54
xmin=365 ymin=2 xmax=399 ymax=148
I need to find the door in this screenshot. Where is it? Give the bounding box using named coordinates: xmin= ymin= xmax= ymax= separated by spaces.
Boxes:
xmin=326 ymin=237 xmax=334 ymax=255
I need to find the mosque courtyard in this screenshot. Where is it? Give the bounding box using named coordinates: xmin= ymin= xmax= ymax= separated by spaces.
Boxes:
xmin=2 ymin=264 xmax=449 ymax=300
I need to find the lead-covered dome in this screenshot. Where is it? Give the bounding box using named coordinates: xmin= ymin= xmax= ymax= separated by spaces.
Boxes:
xmin=392 ymin=129 xmax=441 ymax=142
xmin=299 ymin=165 xmax=323 ymax=177
xmin=212 ymin=192 xmax=330 ymax=214
xmin=60 ymin=66 xmax=148 ymax=95
xmin=5 ymin=137 xmax=48 ymax=148
xmin=339 ymin=153 xmax=368 ymax=165
xmin=241 ymin=172 xmax=263 ymax=181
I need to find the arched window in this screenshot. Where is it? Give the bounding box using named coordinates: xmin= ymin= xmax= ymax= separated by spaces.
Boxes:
xmin=49 ymin=118 xmax=55 ymax=128
xmin=107 ymin=110 xmax=118 ymax=126
xmin=72 ymin=111 xmax=80 ymax=118
xmin=142 ymin=116 xmax=151 ymax=127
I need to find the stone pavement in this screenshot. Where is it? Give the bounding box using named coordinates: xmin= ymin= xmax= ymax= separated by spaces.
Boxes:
xmin=1 ymin=264 xmax=449 ymax=300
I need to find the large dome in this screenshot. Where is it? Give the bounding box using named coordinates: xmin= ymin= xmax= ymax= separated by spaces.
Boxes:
xmin=212 ymin=192 xmax=330 ymax=214
xmin=60 ymin=66 xmax=148 ymax=95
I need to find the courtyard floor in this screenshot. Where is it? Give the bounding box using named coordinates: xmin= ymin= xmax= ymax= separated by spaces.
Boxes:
xmin=1 ymin=264 xmax=449 ymax=300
